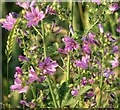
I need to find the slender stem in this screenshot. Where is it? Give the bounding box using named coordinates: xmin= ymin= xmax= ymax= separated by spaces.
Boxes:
xmin=7 ymin=56 xmax=9 ymax=97
xmin=32 ymin=25 xmax=43 ymax=39
xmin=98 ymin=42 xmax=104 ymax=107
xmin=47 ymin=76 xmax=58 ymax=108
xmin=58 ymin=65 xmax=65 ymax=72
xmin=30 ymin=84 xmax=36 ymax=99
xmin=41 ymin=21 xmax=47 ymax=58
xmin=66 ymin=0 xmax=72 ymax=84
xmin=67 ymin=54 xmax=70 ymax=84
xmin=78 ymin=3 xmax=84 ymax=28
xmin=70 ymin=0 xmax=73 ymax=26
xmin=41 ymin=20 xmax=58 ymax=108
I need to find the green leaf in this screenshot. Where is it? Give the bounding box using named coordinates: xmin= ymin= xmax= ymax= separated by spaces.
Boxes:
xmin=75 ymin=86 xmax=92 ymax=101
xmin=58 ymin=82 xmax=69 ymax=107
xmin=61 ymin=90 xmax=73 ymax=107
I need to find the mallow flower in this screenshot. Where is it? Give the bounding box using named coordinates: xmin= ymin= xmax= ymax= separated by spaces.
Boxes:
xmin=46 ymin=5 xmax=56 ymax=15
xmin=98 ymin=23 xmax=104 ymax=34
xmin=2 ymin=13 xmax=16 ymax=31
xmin=81 ymin=77 xmax=87 ymax=86
xmin=10 ymin=77 xmax=28 ymax=94
xmin=71 ymin=87 xmax=79 ymax=96
xmin=18 ymin=55 xmax=29 ymax=62
xmin=82 ymin=44 xmax=91 ymax=55
xmin=103 ymin=68 xmax=114 ymax=78
xmin=39 ymin=57 xmax=58 ymax=75
xmin=110 ymin=55 xmax=119 ymax=69
xmin=58 ymin=48 xmax=68 ymax=54
xmin=91 ymin=0 xmax=101 ymax=5
xmin=28 ymin=66 xmax=46 ymax=83
xmin=116 ymin=26 xmax=120 ymax=33
xmin=76 ymin=55 xmax=90 ymax=70
xmin=112 ymin=46 xmax=119 ymax=53
xmin=16 ymin=0 xmax=36 ymax=9
xmin=14 ymin=66 xmax=22 ymax=78
xmin=20 ymin=100 xmax=36 ymax=108
xmin=109 ymin=3 xmax=120 ymax=13
xmin=62 ymin=36 xmax=79 ymax=51
xmin=24 ymin=7 xmax=45 ymax=27
xmin=82 ymin=33 xmax=97 ymax=45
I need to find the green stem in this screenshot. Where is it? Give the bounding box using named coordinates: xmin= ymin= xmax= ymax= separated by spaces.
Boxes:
xmin=67 ymin=54 xmax=70 ymax=84
xmin=41 ymin=20 xmax=58 ymax=108
xmin=32 ymin=25 xmax=43 ymax=39
xmin=78 ymin=3 xmax=85 ymax=28
xmin=30 ymin=84 xmax=36 ymax=99
xmin=98 ymin=45 xmax=104 ymax=107
xmin=41 ymin=21 xmax=47 ymax=58
xmin=7 ymin=56 xmax=9 ymax=97
xmin=70 ymin=1 xmax=73 ymax=26
xmin=47 ymin=76 xmax=58 ymax=108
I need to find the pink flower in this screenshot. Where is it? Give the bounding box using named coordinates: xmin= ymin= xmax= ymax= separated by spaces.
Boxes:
xmin=81 ymin=77 xmax=87 ymax=86
xmin=103 ymin=68 xmax=114 ymax=78
xmin=116 ymin=26 xmax=120 ymax=33
xmin=24 ymin=7 xmax=45 ymax=27
xmin=39 ymin=57 xmax=58 ymax=75
xmin=88 ymin=33 xmax=96 ymax=44
xmin=28 ymin=66 xmax=38 ymax=83
xmin=2 ymin=13 xmax=16 ymax=31
xmin=82 ymin=44 xmax=91 ymax=55
xmin=112 ymin=46 xmax=119 ymax=53
xmin=118 ymin=18 xmax=120 ymax=23
xmin=76 ymin=55 xmax=90 ymax=70
xmin=82 ymin=33 xmax=96 ymax=45
xmin=88 ymin=79 xmax=94 ymax=84
xmin=109 ymin=3 xmax=120 ymax=13
xmin=14 ymin=66 xmax=22 ymax=78
xmin=31 ymin=46 xmax=38 ymax=50
xmin=16 ymin=37 xmax=22 ymax=46
xmin=91 ymin=0 xmax=101 ymax=5
xmin=87 ymin=92 xmax=94 ymax=97
xmin=58 ymin=48 xmax=68 ymax=54
xmin=98 ymin=23 xmax=104 ymax=34
xmin=20 ymin=100 xmax=36 ymax=108
xmin=10 ymin=78 xmax=28 ymax=94
xmin=16 ymin=0 xmax=36 ymax=9
xmin=71 ymin=87 xmax=79 ymax=96
xmin=62 ymin=36 xmax=79 ymax=51
xmin=28 ymin=66 xmax=46 ymax=83
xmin=46 ymin=5 xmax=56 ymax=15
xmin=110 ymin=55 xmax=119 ymax=69
xmin=18 ymin=55 xmax=29 ymax=61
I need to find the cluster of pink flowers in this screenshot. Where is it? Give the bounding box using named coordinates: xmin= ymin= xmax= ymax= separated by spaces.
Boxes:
xmin=39 ymin=57 xmax=58 ymax=75
xmin=10 ymin=67 xmax=28 ymax=94
xmin=1 ymin=0 xmax=120 ymax=108
xmin=76 ymin=55 xmax=90 ymax=70
xmin=10 ymin=57 xmax=58 ymax=94
xmin=58 ymin=36 xmax=79 ymax=54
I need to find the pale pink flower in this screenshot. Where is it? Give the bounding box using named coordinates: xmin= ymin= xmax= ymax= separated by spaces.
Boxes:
xmin=2 ymin=13 xmax=16 ymax=31
xmin=24 ymin=7 xmax=45 ymax=27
